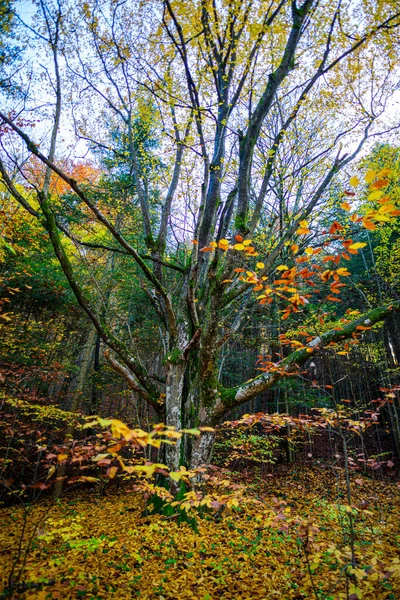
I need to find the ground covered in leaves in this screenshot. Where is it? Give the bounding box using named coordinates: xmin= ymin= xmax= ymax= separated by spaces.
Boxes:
xmin=1 ymin=468 xmax=399 ymax=600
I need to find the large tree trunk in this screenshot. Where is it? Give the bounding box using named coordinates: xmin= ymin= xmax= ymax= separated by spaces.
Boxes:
xmin=190 ymin=430 xmax=216 ymax=469
xmin=165 ymin=361 xmax=186 ymax=471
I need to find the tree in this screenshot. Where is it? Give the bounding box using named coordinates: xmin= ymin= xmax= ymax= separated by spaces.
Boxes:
xmin=1 ymin=0 xmax=400 ymax=471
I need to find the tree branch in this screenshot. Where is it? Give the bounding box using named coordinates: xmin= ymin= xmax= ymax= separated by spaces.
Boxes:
xmin=216 ymin=301 xmax=400 ymax=421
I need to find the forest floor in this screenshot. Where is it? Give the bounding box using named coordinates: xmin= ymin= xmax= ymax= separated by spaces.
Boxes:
xmin=1 ymin=467 xmax=399 ymax=600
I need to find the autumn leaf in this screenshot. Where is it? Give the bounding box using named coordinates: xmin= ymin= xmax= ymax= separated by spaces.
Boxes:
xmin=107 ymin=466 xmax=118 ymax=478
xmin=368 ymin=190 xmax=384 ymax=201
xmin=348 ymin=242 xmax=367 ymax=250
xmin=362 ymin=218 xmax=376 ymax=230
xmin=370 ymin=179 xmax=389 ymax=190
xmin=329 ymin=221 xmax=344 ymax=234
xmin=218 ymin=238 xmax=229 ymax=250
xmin=365 ymin=169 xmax=376 ymax=183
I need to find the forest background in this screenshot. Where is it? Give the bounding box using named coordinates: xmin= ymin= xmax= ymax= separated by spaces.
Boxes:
xmin=0 ymin=0 xmax=400 ymax=598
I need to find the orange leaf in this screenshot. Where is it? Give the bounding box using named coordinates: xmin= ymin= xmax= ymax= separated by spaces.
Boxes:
xmin=362 ymin=219 xmax=376 ymax=231
xmin=329 ymin=221 xmax=344 ymax=234
xmin=377 ymin=168 xmax=391 ymax=177
xmin=370 ymin=179 xmax=389 ymax=190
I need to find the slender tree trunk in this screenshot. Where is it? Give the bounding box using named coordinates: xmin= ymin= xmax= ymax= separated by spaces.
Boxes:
xmin=53 ymin=325 xmax=97 ymax=499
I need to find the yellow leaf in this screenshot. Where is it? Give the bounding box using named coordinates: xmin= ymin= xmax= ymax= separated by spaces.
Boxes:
xmin=57 ymin=454 xmax=68 ymax=462
xmin=349 ymin=176 xmax=360 ymax=187
xmin=368 ymin=190 xmax=384 ymax=201
xmin=296 ymin=227 xmax=310 ymax=235
xmin=234 ymin=243 xmax=245 ymax=251
xmin=365 ymin=169 xmax=376 ymax=183
xmin=209 ymin=241 xmax=217 ymax=248
xmin=242 ymin=239 xmax=252 ymax=246
xmin=372 ymin=214 xmax=391 ymax=222
xmin=218 ymin=238 xmax=229 ymax=250
xmin=164 ymin=430 xmax=182 ymax=439
xmin=256 ymin=262 xmax=265 ymax=269
xmin=276 ymin=265 xmax=289 ymax=271
xmin=340 ymin=202 xmax=351 ymax=211
xmin=47 ymin=466 xmax=56 ymax=479
xmin=349 ymin=242 xmax=367 ymax=250
xmin=305 ymin=247 xmax=314 ymax=255
xmin=110 ymin=419 xmax=134 ymax=441
xmin=107 ymin=466 xmax=118 ymax=479
xmin=133 ymin=464 xmax=157 ymax=478
xmin=299 ymin=219 xmax=308 ymax=227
